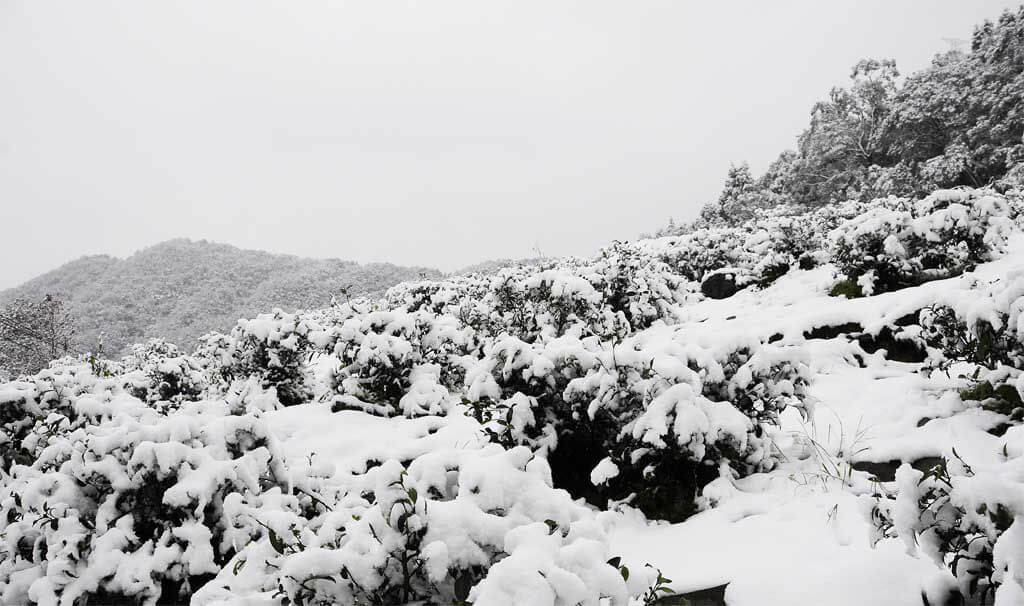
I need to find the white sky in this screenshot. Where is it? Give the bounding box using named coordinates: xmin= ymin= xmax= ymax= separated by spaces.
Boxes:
xmin=1 ymin=1 xmax=1020 ymax=288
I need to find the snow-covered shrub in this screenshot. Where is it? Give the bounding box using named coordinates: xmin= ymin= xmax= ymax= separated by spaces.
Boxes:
xmin=464 ymin=334 xmax=599 ymax=457
xmin=0 ymin=361 xmax=120 ymax=472
xmin=645 ymin=202 xmax=854 ymax=293
xmin=119 ymin=338 xmax=207 ymax=409
xmin=465 ymin=331 xmax=810 ymax=521
xmin=193 ymin=330 xmax=234 ymax=383
xmin=870 ymin=272 xmax=1024 ymax=602
xmin=386 ymin=274 xmax=496 ymax=335
xmin=652 ymin=227 xmax=752 ymax=283
xmin=870 ymin=453 xmax=1024 ymax=603
xmin=197 ymin=310 xmax=320 ymax=407
xmin=921 ymin=273 xmax=1024 ymax=421
xmin=490 ymin=264 xmax=618 ymax=340
xmin=830 ymin=188 xmax=1015 ymax=294
xmin=316 ymin=304 xmax=478 ymax=416
xmin=578 ymin=242 xmax=685 ymax=333
xmin=0 ymin=380 xmax=42 ymax=471
xmin=0 ymin=387 xmax=287 ymax=605
xmin=387 ymin=242 xmax=686 ymax=342
xmin=195 ymin=445 xmax=641 ymax=606
xmin=563 ymin=336 xmax=809 ymax=521
xmin=700 ymin=343 xmax=812 ymax=426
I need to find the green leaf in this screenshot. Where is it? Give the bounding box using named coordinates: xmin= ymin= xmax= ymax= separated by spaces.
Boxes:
xmin=407 ymin=487 xmax=418 ymax=504
xmin=268 ymin=529 xmax=288 ymax=555
xmin=304 ymin=574 xmax=337 ymax=584
xmin=454 ymin=570 xmax=473 ymax=602
xmin=620 ymin=566 xmax=629 ymax=581
xmin=397 ymin=511 xmax=411 ymax=531
xmin=606 ymin=556 xmax=622 ymax=568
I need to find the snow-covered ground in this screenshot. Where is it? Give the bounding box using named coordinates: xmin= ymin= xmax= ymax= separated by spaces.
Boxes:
xmin=2 ymin=190 xmax=1022 ymax=605
xmin=230 ymin=235 xmax=1022 ymax=605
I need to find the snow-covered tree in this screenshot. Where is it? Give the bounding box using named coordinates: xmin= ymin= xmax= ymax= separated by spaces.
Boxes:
xmin=0 ymin=295 xmax=76 ymax=379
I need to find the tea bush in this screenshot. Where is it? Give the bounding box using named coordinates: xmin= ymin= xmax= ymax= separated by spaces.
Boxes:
xmin=831 ymin=189 xmax=1015 ymax=294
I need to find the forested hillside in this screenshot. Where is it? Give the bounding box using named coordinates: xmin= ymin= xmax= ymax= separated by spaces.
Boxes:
xmin=662 ymin=5 xmax=1024 ymax=233
xmin=0 ymin=238 xmax=440 ymax=356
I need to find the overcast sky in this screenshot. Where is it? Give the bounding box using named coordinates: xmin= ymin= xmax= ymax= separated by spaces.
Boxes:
xmin=1 ymin=1 xmax=1020 ymax=288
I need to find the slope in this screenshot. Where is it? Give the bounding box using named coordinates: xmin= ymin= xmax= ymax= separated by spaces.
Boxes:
xmin=0 ymin=238 xmax=441 ymax=356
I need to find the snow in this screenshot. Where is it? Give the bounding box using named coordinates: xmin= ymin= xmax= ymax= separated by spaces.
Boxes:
xmin=263 ymin=227 xmax=1024 ymax=603
xmin=609 ymin=491 xmax=954 ymax=605
xmin=264 ymin=401 xmax=486 ymax=477
xmin=590 ymin=457 xmax=620 ymax=486
xmin=3 ymin=186 xmax=1024 ymax=605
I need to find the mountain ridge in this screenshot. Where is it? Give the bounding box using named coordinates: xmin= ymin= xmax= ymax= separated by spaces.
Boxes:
xmin=0 ymin=238 xmax=442 ymax=355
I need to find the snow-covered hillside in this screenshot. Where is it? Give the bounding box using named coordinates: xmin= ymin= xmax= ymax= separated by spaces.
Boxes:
xmin=1 ymin=187 xmax=1023 ymax=605
xmin=0 ymin=238 xmax=441 ymax=364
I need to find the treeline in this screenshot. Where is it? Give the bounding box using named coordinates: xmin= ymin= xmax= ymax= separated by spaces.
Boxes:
xmin=669 ymin=6 xmax=1024 ymax=232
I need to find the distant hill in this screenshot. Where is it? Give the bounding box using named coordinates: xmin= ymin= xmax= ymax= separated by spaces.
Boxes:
xmin=0 ymin=239 xmax=441 ymax=355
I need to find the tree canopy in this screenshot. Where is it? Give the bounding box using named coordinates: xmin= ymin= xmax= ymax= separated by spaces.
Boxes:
xmin=674 ymin=6 xmax=1024 ymax=232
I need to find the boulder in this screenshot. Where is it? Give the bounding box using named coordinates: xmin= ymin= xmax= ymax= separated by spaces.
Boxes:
xmin=701 ymin=272 xmax=739 ymax=299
